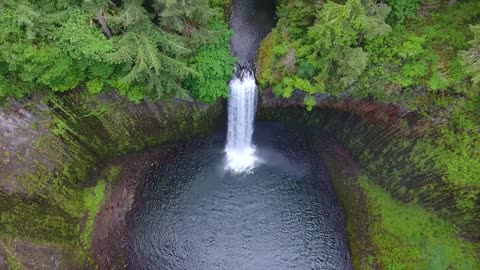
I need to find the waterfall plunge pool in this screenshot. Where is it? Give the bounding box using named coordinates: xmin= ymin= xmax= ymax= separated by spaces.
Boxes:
xmin=125 ymin=1 xmax=351 ymax=268
xmin=125 ymin=122 xmax=352 ymax=269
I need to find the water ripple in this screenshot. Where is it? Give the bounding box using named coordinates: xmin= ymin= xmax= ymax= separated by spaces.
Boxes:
xmin=127 ymin=123 xmax=352 ymax=270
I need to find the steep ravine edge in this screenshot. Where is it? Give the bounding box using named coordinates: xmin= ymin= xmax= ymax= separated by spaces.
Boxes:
xmin=257 ymin=89 xmax=480 ymax=268
xmin=0 ymin=89 xmax=224 ymax=268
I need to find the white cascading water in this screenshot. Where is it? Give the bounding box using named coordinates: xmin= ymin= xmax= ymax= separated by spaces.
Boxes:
xmin=225 ymin=70 xmax=258 ymax=173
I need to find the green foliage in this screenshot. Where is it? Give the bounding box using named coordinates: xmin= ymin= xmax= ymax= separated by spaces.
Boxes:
xmin=153 ymin=0 xmax=212 ymax=36
xmin=53 ymin=9 xmax=114 ymax=62
xmin=411 ymin=99 xmax=480 ymax=187
xmin=361 ymin=177 xmax=479 ymax=269
xmin=0 ymin=1 xmax=114 ymax=98
xmin=260 ymin=0 xmax=480 ymax=106
xmin=386 ymin=0 xmax=419 ymax=24
xmin=275 ymin=0 xmax=318 ymax=40
xmin=209 ymin=0 xmax=230 ymax=9
xmin=107 ymin=22 xmax=192 ymax=101
xmin=304 ymin=95 xmax=316 ymax=111
xmin=259 ymin=0 xmax=391 ymax=98
xmin=0 ymin=0 xmax=234 ymax=102
xmin=360 ymin=1 xmax=480 ymax=102
xmin=184 ymin=18 xmax=236 ymax=102
xmin=0 ymin=194 xmax=78 ymax=243
xmin=79 ymin=179 xmax=106 ymax=258
xmin=462 ymin=24 xmax=480 ymax=85
xmin=361 ymin=30 xmax=429 ymax=90
xmin=428 ymin=70 xmax=449 ymax=91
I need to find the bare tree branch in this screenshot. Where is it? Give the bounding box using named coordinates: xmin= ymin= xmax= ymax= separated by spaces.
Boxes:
xmin=97 ymin=8 xmax=112 ymax=39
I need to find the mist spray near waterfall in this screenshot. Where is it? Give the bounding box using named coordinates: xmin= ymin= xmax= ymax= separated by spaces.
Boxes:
xmin=225 ymin=69 xmax=259 ymax=172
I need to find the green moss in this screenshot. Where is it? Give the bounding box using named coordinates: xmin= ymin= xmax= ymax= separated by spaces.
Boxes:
xmin=257 ymin=31 xmax=276 ymax=88
xmin=321 ymin=151 xmax=373 ymax=270
xmin=257 ymin=105 xmax=480 ymax=264
xmin=0 ymin=164 xmax=121 ymax=267
xmin=6 ymin=253 xmax=24 ymax=270
xmin=105 ymin=166 xmax=121 ymax=183
xmin=1 ymin=85 xmax=222 ymax=266
xmin=74 ymin=165 xmax=120 ymax=261
xmin=77 ymin=180 xmax=106 ymax=263
xmin=0 ymin=194 xmax=79 ymax=244
xmin=360 ymin=176 xmax=479 ymax=270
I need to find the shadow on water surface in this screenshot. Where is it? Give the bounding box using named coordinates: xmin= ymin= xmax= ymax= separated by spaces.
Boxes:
xmin=126 ymin=123 xmax=352 ymax=270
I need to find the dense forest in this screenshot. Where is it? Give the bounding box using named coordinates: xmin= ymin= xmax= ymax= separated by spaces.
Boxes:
xmin=258 ymin=0 xmax=480 ymax=187
xmin=0 ymin=0 xmax=479 ymax=269
xmin=0 ymin=0 xmax=235 ymax=102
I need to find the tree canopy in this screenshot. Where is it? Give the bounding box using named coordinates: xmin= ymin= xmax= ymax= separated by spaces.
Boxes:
xmin=258 ymin=0 xmax=480 ymax=190
xmin=258 ymin=0 xmax=480 ymax=105
xmin=258 ymin=0 xmax=392 ymax=108
xmin=0 ymin=0 xmax=235 ymax=102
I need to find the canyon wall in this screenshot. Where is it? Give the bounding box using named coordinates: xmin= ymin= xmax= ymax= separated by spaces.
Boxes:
xmin=0 ymin=90 xmax=223 ymax=268
xmin=257 ymin=89 xmax=480 ymax=268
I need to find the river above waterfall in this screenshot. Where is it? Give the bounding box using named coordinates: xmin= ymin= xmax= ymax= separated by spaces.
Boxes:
xmin=126 ymin=123 xmax=352 ymax=270
xmin=231 ymin=0 xmax=277 ymax=66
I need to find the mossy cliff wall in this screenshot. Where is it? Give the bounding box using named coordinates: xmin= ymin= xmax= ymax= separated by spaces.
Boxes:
xmin=0 ymin=90 xmax=223 ymax=268
xmin=257 ymin=90 xmax=479 ymax=268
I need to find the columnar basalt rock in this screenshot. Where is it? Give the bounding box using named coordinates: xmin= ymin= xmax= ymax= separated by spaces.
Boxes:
xmin=257 ymin=88 xmax=480 ymax=245
xmin=0 ymin=89 xmax=224 ymax=268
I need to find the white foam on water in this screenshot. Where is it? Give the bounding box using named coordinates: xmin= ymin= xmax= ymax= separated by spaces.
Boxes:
xmin=225 ymin=71 xmax=259 ymax=173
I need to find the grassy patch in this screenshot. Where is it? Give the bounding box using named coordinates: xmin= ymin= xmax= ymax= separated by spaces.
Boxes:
xmin=75 ymin=180 xmax=105 ymax=263
xmin=79 ymin=180 xmax=106 ymax=249
xmin=360 ymin=176 xmax=479 ymax=269
xmin=76 ymin=165 xmax=121 ymax=263
xmin=0 ymin=165 xmax=121 ymax=266
xmin=6 ymin=253 xmax=23 ymax=270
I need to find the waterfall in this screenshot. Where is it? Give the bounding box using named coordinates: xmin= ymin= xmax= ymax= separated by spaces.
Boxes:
xmin=225 ymin=70 xmax=258 ymax=173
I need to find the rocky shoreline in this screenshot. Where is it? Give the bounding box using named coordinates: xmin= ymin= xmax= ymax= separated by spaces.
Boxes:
xmin=91 ymin=147 xmax=170 ymax=269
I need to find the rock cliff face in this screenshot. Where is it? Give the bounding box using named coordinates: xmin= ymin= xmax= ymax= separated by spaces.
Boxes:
xmin=1 ymin=87 xmax=478 ymax=269
xmin=1 ymin=90 xmax=222 ymax=196
xmin=257 ymin=89 xmax=479 ymax=267
xmin=0 ymin=90 xmax=223 ymax=268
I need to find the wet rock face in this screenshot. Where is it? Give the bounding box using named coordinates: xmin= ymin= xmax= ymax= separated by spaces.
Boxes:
xmin=0 ymin=90 xmax=223 ymax=198
xmin=0 ymin=239 xmax=73 ymax=270
xmin=0 ymin=103 xmax=59 ymax=194
xmin=257 ymin=92 xmax=480 ymax=243
xmin=230 ymin=0 xmax=277 ymax=66
xmin=0 ymin=90 xmax=224 ymax=268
